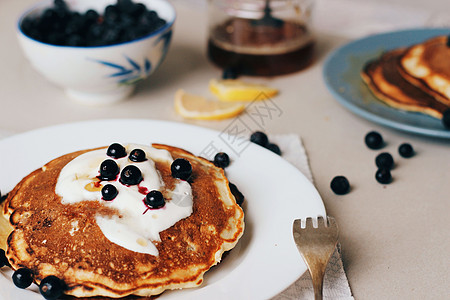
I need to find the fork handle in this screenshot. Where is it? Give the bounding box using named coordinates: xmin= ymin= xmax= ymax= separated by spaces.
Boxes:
xmin=309 ymin=263 xmax=327 ymax=300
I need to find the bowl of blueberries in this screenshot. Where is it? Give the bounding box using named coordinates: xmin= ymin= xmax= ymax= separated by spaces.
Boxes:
xmin=17 ymin=0 xmax=175 ymax=104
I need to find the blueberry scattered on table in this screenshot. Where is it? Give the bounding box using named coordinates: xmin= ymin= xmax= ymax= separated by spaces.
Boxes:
xmin=213 ymin=152 xmax=230 ymax=169
xmin=365 ymin=131 xmax=384 ymax=149
xmin=375 ymin=168 xmax=392 ymax=184
xmin=330 ymin=176 xmax=350 ymax=195
xmin=249 ymin=131 xmax=282 ymax=156
xmin=12 ymin=268 xmax=34 ymax=289
xmin=0 ymin=249 xmax=9 ymax=268
xmin=398 ymin=143 xmax=414 ymax=158
xmin=375 ymin=152 xmax=394 ymax=170
xmin=222 ymin=67 xmax=239 ymax=79
xmin=229 ymin=182 xmax=244 ymax=206
xmin=39 ymin=275 xmax=66 ymax=300
xmin=250 ymin=131 xmax=269 ymax=147
xmin=442 ymin=109 xmax=450 ymax=129
xmin=101 ymin=184 xmax=118 ymax=201
xmin=21 ymin=0 xmax=167 ymax=47
xmin=266 ymin=143 xmax=282 ymax=155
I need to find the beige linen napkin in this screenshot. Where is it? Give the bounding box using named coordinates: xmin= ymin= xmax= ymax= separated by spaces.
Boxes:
xmin=270 ymin=134 xmax=354 ymax=300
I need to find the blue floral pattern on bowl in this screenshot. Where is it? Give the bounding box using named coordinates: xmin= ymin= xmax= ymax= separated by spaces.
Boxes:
xmin=90 ymin=30 xmax=173 ymax=86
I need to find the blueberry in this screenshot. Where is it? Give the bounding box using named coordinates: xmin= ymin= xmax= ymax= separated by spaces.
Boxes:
xmin=144 ymin=190 xmax=165 ymax=209
xmin=171 ymin=158 xmax=192 ymax=181
xmin=99 ymin=159 xmax=120 ymax=181
xmin=119 ymin=165 xmax=143 ymax=186
xmin=398 ymin=143 xmax=414 ymax=158
xmin=222 ymin=67 xmax=239 ymax=79
xmin=250 ymin=131 xmax=269 ymax=147
xmin=129 ymin=149 xmax=147 ymax=162
xmin=375 ymin=168 xmax=392 ymax=184
xmin=101 ymin=184 xmax=118 ymax=201
xmin=107 ymin=143 xmax=127 ymax=159
xmin=266 ymin=143 xmax=281 ymax=155
xmin=229 ymin=182 xmax=244 ymax=206
xmin=12 ymin=268 xmax=34 ymax=289
xmin=442 ymin=109 xmax=450 ymax=129
xmin=365 ymin=131 xmax=384 ymax=149
xmin=0 ymin=249 xmax=9 ymax=268
xmin=39 ymin=275 xmax=65 ymax=300
xmin=213 ymin=152 xmax=230 ymax=168
xmin=375 ymin=152 xmax=394 ymax=169
xmin=330 ymin=176 xmax=350 ymax=195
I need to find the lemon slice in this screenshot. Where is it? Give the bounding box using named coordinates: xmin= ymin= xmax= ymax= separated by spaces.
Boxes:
xmin=209 ymin=79 xmax=279 ymax=102
xmin=174 ymin=90 xmax=245 ymax=120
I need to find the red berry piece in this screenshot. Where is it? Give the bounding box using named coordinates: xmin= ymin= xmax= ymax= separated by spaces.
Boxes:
xmin=330 ymin=176 xmax=350 ymax=195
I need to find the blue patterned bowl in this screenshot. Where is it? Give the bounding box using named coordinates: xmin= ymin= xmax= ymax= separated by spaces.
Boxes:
xmin=17 ymin=0 xmax=175 ymax=105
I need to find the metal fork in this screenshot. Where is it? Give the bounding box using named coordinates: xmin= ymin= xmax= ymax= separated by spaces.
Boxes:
xmin=293 ymin=216 xmax=339 ymax=300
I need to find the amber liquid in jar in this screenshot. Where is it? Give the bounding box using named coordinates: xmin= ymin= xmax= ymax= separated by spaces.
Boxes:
xmin=208 ymin=18 xmax=314 ymax=76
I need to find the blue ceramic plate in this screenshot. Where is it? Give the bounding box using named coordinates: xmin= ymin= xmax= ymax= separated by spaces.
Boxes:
xmin=323 ymin=28 xmax=450 ymax=139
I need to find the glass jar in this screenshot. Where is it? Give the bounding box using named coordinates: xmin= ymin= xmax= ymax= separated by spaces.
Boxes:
xmin=207 ymin=0 xmax=315 ymax=76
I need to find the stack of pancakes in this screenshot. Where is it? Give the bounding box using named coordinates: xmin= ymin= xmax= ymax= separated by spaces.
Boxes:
xmin=1 ymin=144 xmax=244 ymax=298
xmin=361 ymin=35 xmax=450 ymax=119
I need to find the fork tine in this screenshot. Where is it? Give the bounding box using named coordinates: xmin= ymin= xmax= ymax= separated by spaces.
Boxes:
xmin=317 ymin=216 xmax=326 ymax=227
xmin=293 ymin=219 xmax=301 ymax=230
xmin=305 ymin=217 xmax=314 ymax=228
xmin=327 ymin=216 xmax=337 ymax=227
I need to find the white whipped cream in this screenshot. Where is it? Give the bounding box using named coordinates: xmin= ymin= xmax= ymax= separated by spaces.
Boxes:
xmin=55 ymin=144 xmax=193 ymax=256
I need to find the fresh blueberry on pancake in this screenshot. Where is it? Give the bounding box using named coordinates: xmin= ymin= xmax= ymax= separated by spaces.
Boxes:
xmin=107 ymin=143 xmax=127 ymax=159
xmin=99 ymin=159 xmax=120 ymax=180
xmin=171 ymin=158 xmax=192 ymax=180
xmin=145 ymin=190 xmax=165 ymax=209
xmin=119 ymin=165 xmax=143 ymax=185
xmin=129 ymin=148 xmax=147 ymax=162
xmin=101 ymin=184 xmax=118 ymax=201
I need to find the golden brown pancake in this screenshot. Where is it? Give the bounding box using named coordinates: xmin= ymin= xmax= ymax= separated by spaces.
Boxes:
xmin=400 ymin=36 xmax=450 ymax=106
xmin=2 ymin=144 xmax=244 ymax=298
xmin=361 ymin=48 xmax=449 ymax=119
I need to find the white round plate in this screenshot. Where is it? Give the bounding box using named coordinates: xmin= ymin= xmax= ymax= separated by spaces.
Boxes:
xmin=0 ymin=119 xmax=325 ymax=300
